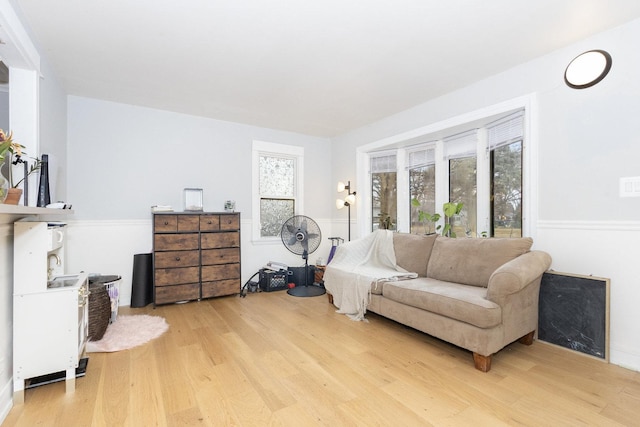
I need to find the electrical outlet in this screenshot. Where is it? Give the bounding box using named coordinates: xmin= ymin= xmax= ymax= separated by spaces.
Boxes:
xmin=619 ymin=176 xmax=640 ymax=198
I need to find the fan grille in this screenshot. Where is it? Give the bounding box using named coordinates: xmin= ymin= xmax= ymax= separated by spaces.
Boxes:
xmin=280 ymin=215 xmax=322 ymax=256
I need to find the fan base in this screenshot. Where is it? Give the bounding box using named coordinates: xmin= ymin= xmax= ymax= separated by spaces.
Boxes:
xmin=287 ymin=285 xmax=326 ymax=298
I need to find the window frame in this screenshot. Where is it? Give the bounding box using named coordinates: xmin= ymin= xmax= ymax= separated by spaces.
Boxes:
xmin=252 ymin=140 xmax=304 ymax=244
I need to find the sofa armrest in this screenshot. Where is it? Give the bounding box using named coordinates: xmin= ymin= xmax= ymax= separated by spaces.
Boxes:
xmin=486 ymin=250 xmax=552 ymax=303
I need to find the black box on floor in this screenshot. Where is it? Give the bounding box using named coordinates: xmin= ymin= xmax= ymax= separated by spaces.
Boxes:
xmin=259 ymin=269 xmax=288 ymax=292
xmin=288 ymin=266 xmax=316 ymax=287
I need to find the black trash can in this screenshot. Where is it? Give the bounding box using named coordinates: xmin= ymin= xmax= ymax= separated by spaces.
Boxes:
xmin=131 ymin=253 xmax=153 ymax=307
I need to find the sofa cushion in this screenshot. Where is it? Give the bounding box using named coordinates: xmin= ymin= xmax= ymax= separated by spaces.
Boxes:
xmin=382 ymin=278 xmax=502 ymax=329
xmin=427 ymin=237 xmax=533 ymax=287
xmin=393 ymin=233 xmax=437 ymax=277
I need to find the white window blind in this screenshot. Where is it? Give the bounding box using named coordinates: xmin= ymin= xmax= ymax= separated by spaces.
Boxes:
xmin=406 ymin=146 xmax=436 ymax=169
xmin=444 ymin=129 xmax=478 ymax=159
xmin=487 ymin=110 xmax=524 ymax=150
xmin=370 ymin=153 xmax=397 ymax=173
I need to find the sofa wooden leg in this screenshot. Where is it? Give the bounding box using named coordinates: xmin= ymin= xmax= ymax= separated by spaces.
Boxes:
xmin=327 ymin=293 xmax=334 ymax=305
xmin=518 ymin=330 xmax=535 ymax=346
xmin=473 ymin=353 xmax=492 ymax=372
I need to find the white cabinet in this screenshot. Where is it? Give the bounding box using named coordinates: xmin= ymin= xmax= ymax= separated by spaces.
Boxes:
xmin=12 ymin=220 xmax=88 ymax=403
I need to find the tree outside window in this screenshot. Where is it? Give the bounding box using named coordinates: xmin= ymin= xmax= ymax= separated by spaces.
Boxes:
xmin=491 ymin=141 xmax=522 ymax=237
xmin=410 ymin=165 xmax=436 ymax=234
xmin=449 ymin=156 xmax=477 ymax=237
xmin=372 ymin=171 xmax=397 ymax=230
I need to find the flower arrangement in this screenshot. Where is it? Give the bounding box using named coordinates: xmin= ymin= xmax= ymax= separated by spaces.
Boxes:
xmin=0 ymin=129 xmax=41 ymax=188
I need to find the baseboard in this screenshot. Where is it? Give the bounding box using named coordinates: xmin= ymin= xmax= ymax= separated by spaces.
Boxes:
xmin=610 ymin=347 xmax=640 ymax=373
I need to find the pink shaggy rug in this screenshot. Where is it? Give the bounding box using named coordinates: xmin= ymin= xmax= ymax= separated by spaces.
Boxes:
xmin=86 ymin=315 xmax=169 ymax=353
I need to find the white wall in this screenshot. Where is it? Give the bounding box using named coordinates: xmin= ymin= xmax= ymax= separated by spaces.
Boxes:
xmin=332 ymin=18 xmax=640 ymax=371
xmin=38 ymin=62 xmax=68 ymax=202
xmin=65 ymin=97 xmax=335 ymax=305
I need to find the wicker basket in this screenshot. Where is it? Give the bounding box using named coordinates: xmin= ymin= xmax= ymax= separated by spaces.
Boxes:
xmin=88 ymin=284 xmax=111 ymax=341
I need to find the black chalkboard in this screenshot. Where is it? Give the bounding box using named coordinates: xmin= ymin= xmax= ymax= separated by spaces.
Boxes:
xmin=538 ymin=271 xmax=609 ymax=360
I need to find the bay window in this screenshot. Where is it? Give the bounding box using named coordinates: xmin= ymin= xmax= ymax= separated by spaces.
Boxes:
xmin=366 ymin=108 xmax=525 ymax=238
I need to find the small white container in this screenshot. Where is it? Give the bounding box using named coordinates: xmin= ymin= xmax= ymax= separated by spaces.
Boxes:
xmin=184 ymin=188 xmax=203 ymax=211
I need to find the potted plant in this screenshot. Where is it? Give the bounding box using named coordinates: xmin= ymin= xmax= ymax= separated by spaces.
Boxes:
xmin=379 ymin=212 xmax=395 ymax=230
xmin=442 ymin=202 xmax=464 ymax=237
xmin=411 ymin=198 xmax=441 ymax=234
xmin=0 ymin=129 xmax=41 ymax=204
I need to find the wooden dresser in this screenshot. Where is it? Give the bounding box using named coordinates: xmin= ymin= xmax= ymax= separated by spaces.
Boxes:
xmin=152 ymin=212 xmax=241 ymax=305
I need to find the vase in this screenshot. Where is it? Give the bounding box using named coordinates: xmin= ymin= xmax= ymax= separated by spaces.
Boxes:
xmin=37 ymin=154 xmax=50 ymax=207
xmin=4 ymin=188 xmax=23 ymax=205
xmin=0 ymin=171 xmax=7 ymax=203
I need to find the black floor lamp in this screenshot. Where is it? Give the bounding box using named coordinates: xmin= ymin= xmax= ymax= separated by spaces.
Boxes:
xmin=336 ymin=180 xmax=356 ymax=241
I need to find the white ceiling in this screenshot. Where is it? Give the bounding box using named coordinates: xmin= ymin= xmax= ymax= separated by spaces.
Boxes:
xmin=14 ymin=0 xmax=640 ymax=137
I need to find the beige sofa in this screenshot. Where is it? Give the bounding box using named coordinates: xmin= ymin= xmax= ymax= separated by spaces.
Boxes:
xmin=325 ymin=233 xmax=552 ymax=372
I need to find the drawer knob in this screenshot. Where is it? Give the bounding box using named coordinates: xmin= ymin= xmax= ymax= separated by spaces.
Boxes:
xmin=164 ymin=221 xmax=169 ymax=225
xmin=175 ymin=257 xmax=181 ymax=261
xmin=207 ymin=220 xmax=212 ymax=224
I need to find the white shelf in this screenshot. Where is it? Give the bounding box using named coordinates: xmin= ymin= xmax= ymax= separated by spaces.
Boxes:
xmin=0 ymin=205 xmax=74 ymax=224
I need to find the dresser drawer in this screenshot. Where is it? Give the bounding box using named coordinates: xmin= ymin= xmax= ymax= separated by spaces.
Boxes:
xmin=155 ymin=266 xmax=199 ymax=286
xmin=154 ymin=215 xmax=178 ymax=232
xmin=201 ymin=263 xmax=240 ymax=282
xmin=202 ymin=279 xmax=239 ymax=298
xmin=154 ymin=250 xmax=199 ymax=268
xmin=201 ymin=231 xmax=239 ymax=249
xmin=155 ymin=234 xmax=199 ymax=251
xmin=201 ymin=248 xmax=240 ymax=265
xmin=220 ymin=214 xmax=240 ymax=230
xmin=178 ymin=215 xmax=200 ymax=232
xmin=200 ymin=214 xmax=220 ymax=231
xmin=155 ymin=283 xmax=200 ymax=304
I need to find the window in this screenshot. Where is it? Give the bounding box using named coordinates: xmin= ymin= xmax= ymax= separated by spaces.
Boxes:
xmin=371 ymin=152 xmax=397 ymax=231
xmin=252 ymin=141 xmax=303 ymax=241
xmin=449 ymin=157 xmax=477 ymax=237
xmin=488 ymin=111 xmax=523 ymax=237
xmin=408 ymin=147 xmax=436 ymax=234
xmin=259 ymin=155 xmax=295 ymax=237
xmin=445 ymin=130 xmax=477 ymax=238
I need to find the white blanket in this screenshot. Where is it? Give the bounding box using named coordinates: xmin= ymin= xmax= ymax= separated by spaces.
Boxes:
xmin=323 ymin=230 xmax=417 ymax=321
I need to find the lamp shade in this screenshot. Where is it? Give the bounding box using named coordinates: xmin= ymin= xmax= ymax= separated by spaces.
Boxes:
xmin=337 ymin=181 xmax=346 ymax=192
xmin=336 ymin=199 xmax=345 ymax=209
xmin=564 ymin=50 xmax=612 ymax=89
xmin=345 ymin=194 xmax=356 ymax=205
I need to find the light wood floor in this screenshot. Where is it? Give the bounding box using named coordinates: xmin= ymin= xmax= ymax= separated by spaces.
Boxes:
xmin=4 ymin=290 xmax=640 ymax=426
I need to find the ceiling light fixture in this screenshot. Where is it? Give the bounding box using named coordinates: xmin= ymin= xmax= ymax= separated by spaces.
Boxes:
xmin=564 ymin=50 xmax=612 ymax=89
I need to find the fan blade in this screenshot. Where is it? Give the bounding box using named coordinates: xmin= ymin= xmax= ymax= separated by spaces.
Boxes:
xmin=286 ymin=223 xmax=297 ymax=234
xmin=301 ymin=238 xmax=309 ymax=252
xmin=288 ymin=235 xmax=299 ymax=246
xmin=307 ymin=233 xmax=320 ymax=241
xmin=300 ymin=218 xmax=308 ymax=231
